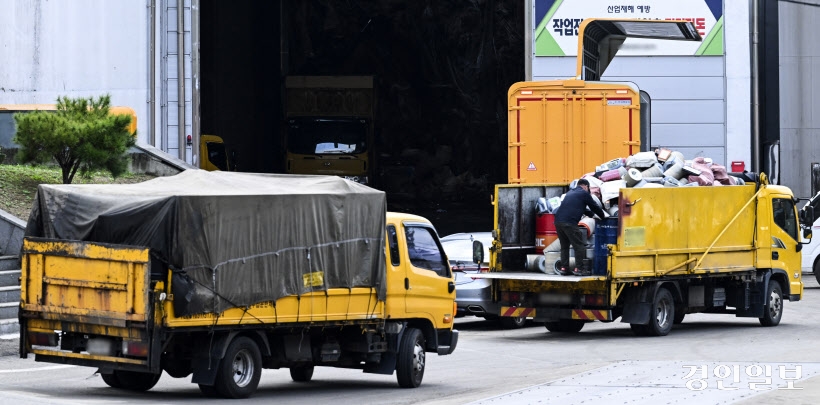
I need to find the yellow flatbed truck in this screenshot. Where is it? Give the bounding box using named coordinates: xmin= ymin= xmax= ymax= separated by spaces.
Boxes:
xmin=18 ymin=171 xmax=457 ymax=398
xmin=478 ymin=176 xmax=807 ymax=336
xmin=470 ymin=19 xmax=806 ymax=336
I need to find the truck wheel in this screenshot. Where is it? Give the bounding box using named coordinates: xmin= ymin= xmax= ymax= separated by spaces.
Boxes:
xmin=214 ymin=336 xmax=262 ymax=399
xmin=103 ymin=370 xmax=161 ymax=391
xmin=396 ymin=327 xmax=425 ymax=388
xmin=544 ymin=319 xmax=584 ymax=333
xmin=644 ymin=288 xmax=674 ymax=336
xmin=162 ymin=357 xmax=193 ymax=378
xmin=814 ymin=258 xmax=820 ymax=286
xmin=759 ymin=280 xmax=783 ymax=327
xmin=499 ymin=316 xmax=527 ymax=329
xmin=290 ymin=366 xmax=314 ymax=382
xmin=100 ymin=372 xmax=124 ymax=388
xmin=673 ymin=308 xmax=686 ymax=325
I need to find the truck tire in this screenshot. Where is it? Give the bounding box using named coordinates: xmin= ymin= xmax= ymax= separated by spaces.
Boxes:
xmin=101 ymin=370 xmax=161 ymax=391
xmin=499 ymin=316 xmax=527 ymax=329
xmin=396 ymin=327 xmax=425 ymax=388
xmin=673 ymin=308 xmax=686 ymax=325
xmin=290 ymin=366 xmax=314 ymax=382
xmin=214 ymin=336 xmax=262 ymax=399
xmin=759 ymin=280 xmax=783 ymax=327
xmin=814 ymin=258 xmax=820 ymax=286
xmin=544 ymin=319 xmax=585 ymax=333
xmin=673 ymin=313 xmax=685 ymax=325
xmin=644 ymin=288 xmax=674 ymax=336
xmin=100 ymin=372 xmax=124 ymax=389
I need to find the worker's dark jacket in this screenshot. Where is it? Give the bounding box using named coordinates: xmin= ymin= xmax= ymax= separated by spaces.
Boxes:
xmin=554 ymin=187 xmax=607 ymax=224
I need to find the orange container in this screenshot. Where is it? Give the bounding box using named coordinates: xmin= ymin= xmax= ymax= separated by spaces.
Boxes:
xmin=535 ymin=213 xmax=557 ymax=253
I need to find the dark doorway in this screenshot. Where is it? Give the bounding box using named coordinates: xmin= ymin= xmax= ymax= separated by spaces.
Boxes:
xmin=199 ymin=0 xmax=524 ymax=235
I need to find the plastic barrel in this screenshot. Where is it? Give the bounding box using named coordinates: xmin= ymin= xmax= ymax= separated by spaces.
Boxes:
xmin=593 ymin=217 xmax=619 ymax=275
xmin=535 ymin=213 xmax=557 ymax=254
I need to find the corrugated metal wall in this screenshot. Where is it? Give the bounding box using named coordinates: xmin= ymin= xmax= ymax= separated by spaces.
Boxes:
xmin=529 ymin=1 xmax=754 ymax=177
xmin=0 ymin=0 xmax=147 ymax=141
xmin=779 ymin=1 xmax=820 ymax=199
xmin=531 ymin=56 xmax=727 ymax=162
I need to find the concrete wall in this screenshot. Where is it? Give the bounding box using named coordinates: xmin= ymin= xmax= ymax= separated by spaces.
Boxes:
xmin=0 ymin=209 xmax=25 ymax=257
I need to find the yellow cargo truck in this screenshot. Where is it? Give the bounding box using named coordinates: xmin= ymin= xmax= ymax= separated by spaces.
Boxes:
xmin=18 ymin=171 xmax=457 ymax=398
xmin=284 ymin=76 xmax=375 ymax=186
xmin=470 ymin=19 xmax=807 ymax=336
xmin=199 ymin=134 xmax=232 ymax=171
xmin=479 ymin=176 xmax=807 ymax=336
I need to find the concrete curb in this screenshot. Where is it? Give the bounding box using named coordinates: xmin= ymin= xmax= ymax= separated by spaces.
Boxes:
xmin=0 ymin=335 xmax=17 ymax=357
xmin=0 ymin=208 xmax=25 ymax=257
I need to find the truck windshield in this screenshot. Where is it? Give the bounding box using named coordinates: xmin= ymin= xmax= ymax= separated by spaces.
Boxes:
xmin=205 ymin=141 xmax=229 ymax=171
xmin=287 ymin=118 xmax=368 ymax=155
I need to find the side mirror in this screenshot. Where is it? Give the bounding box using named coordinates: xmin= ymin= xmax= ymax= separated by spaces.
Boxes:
xmin=472 ymin=241 xmax=484 ymax=265
xmin=801 ymin=206 xmax=814 ymax=226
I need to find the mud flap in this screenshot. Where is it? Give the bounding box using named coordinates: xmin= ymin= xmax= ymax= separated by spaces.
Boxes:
xmin=363 ymin=327 xmax=404 ymax=375
xmin=191 ymin=332 xmax=233 ymax=385
xmin=621 ymin=302 xmax=652 ymax=324
xmin=735 ymin=274 xmax=768 ymax=318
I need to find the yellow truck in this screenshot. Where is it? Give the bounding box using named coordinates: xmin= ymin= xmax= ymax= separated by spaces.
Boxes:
xmin=199 ymin=134 xmax=233 ymax=171
xmin=18 ymin=171 xmax=457 ymax=398
xmin=480 ymin=176 xmax=807 ymax=336
xmin=470 ymin=19 xmax=807 ymax=336
xmin=284 ymin=76 xmax=375 ymax=186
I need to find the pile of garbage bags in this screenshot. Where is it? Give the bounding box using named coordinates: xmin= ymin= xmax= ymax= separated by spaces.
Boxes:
xmin=533 ymin=149 xmax=749 ymax=274
xmin=537 ymin=149 xmax=748 ymax=219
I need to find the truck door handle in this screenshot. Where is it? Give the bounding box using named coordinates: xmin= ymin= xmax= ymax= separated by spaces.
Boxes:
xmin=448 ymin=281 xmax=455 ymax=293
xmin=405 ymin=278 xmax=410 ymax=290
xmin=772 ymin=251 xmax=779 ymax=260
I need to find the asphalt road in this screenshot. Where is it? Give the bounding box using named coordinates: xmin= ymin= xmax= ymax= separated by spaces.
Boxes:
xmin=2 ymin=276 xmax=820 ymax=404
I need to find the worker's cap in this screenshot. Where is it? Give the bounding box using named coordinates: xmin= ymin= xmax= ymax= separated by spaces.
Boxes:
xmin=577 ymin=178 xmax=590 ymax=187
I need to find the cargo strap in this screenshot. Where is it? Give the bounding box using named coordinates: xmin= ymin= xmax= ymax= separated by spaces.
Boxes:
xmin=693 ymin=187 xmax=763 ymax=271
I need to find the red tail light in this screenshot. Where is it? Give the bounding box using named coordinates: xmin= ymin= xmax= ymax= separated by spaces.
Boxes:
xmin=501 ymin=291 xmax=522 ymax=303
xmin=582 ymin=295 xmax=606 ymax=306
xmin=122 ymin=340 xmax=150 ymax=357
xmin=28 ymin=332 xmax=59 ymax=346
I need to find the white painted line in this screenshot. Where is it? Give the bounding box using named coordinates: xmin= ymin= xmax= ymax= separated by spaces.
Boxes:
xmin=0 ymin=365 xmax=76 ymax=374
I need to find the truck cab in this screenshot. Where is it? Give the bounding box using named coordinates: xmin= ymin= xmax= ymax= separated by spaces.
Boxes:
xmin=199 ymin=134 xmax=232 ymax=171
xmin=284 ymin=76 xmax=375 ymax=186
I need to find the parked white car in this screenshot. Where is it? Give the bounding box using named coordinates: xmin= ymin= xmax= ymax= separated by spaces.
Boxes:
xmin=801 ymin=218 xmax=820 ymax=285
